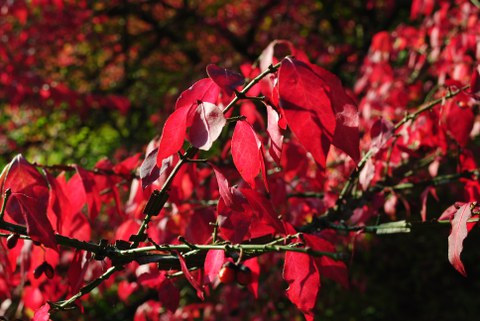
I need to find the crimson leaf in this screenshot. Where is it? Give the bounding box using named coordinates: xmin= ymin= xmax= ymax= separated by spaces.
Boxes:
xmin=1 ymin=155 xmax=57 ymax=250
xmin=175 ymin=78 xmax=220 ymax=110
xmin=206 ymin=64 xmax=245 ymax=96
xmin=156 ymin=106 xmax=190 ymax=167
xmin=231 ymin=120 xmax=262 ymax=188
xmin=283 ymin=251 xmax=320 ymax=321
xmin=176 ymin=251 xmax=205 ymax=300
xmin=278 ymin=58 xmax=336 ymax=168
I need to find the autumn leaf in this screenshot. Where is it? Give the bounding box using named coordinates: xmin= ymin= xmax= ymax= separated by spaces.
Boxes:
xmin=278 ymin=57 xmax=336 ymax=168
xmin=33 ymin=303 xmax=51 ymax=321
xmin=210 ymin=164 xmax=234 ymax=207
xmin=206 ymin=64 xmax=245 ymax=96
xmin=176 ymin=251 xmax=205 ymax=300
xmin=448 ymin=202 xmax=474 ymax=276
xmin=175 ymin=78 xmax=220 ymax=110
xmin=231 ymin=120 xmax=263 ymax=189
xmin=0 ymin=155 xmax=57 ymax=250
xmin=283 ymin=251 xmax=320 ymax=321
xmin=204 ymin=250 xmax=225 ymax=284
xmin=370 ymin=118 xmax=395 ymax=154
xmin=188 ymin=102 xmax=226 ymax=150
xmin=156 ymin=106 xmax=191 ymax=167
xmin=266 ymin=103 xmax=284 ymax=164
xmin=308 ymin=64 xmax=360 ymax=163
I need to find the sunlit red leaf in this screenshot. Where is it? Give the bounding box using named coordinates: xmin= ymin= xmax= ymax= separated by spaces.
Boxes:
xmin=175 ymin=78 xmax=220 ymax=110
xmin=231 ymin=120 xmax=262 ymax=188
xmin=44 ymin=171 xmax=72 ymax=233
xmin=1 ymin=155 xmax=56 ymax=250
xmin=75 ymin=165 xmax=101 ymax=220
xmin=308 ymin=64 xmax=360 ymax=163
xmin=448 ymin=202 xmax=474 ymax=276
xmin=283 ymin=251 xmax=319 ymax=321
xmin=206 ymin=64 xmax=245 ymax=96
xmin=210 ymin=164 xmax=234 ymax=207
xmin=156 ymin=106 xmax=190 ymax=167
xmin=33 ymin=303 xmax=50 ymax=321
xmin=278 ymin=58 xmax=336 ymax=168
xmin=204 ymin=250 xmax=225 ymax=284
xmin=442 ymin=99 xmax=475 ymax=147
xmin=188 ymin=102 xmax=226 ymax=150
xmin=243 ymin=257 xmax=260 ymax=298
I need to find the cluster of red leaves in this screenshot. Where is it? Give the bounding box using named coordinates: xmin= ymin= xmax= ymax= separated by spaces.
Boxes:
xmin=0 ymin=1 xmax=480 ymax=321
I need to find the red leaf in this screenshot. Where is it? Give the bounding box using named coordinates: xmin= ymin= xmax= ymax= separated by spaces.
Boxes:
xmin=156 ymin=106 xmax=190 ymax=167
xmin=1 ymin=155 xmax=57 ymax=250
xmin=176 ymin=251 xmax=205 ymax=300
xmin=319 ymin=256 xmax=349 ymax=289
xmin=210 ymin=164 xmax=234 ymax=207
xmin=231 ymin=120 xmax=262 ymax=188
xmin=308 ymin=64 xmax=360 ymax=163
xmin=240 ymin=188 xmax=284 ymax=234
xmin=45 ymin=171 xmax=72 ymax=233
xmin=206 ymin=64 xmax=245 ymax=96
xmin=204 ymin=250 xmax=225 ymax=284
xmin=420 ymin=186 xmax=438 ymax=222
xmin=443 ymin=99 xmax=475 ymax=147
xmin=283 ymin=251 xmax=320 ymax=321
xmin=266 ymin=104 xmax=284 ymax=164
xmin=470 ymin=66 xmax=480 ymax=95
xmin=370 ymin=118 xmax=395 ymax=154
xmin=302 ymin=234 xmax=349 ymax=288
xmin=113 ymin=153 xmax=141 ymax=175
xmin=158 ymin=279 xmax=180 ymax=312
xmin=116 ymin=219 xmax=140 ymax=241
xmin=448 ymin=203 xmax=474 ymax=276
xmin=278 ymin=58 xmax=336 ymax=168
xmin=67 ymin=250 xmax=89 ymax=295
xmin=175 ymin=78 xmax=220 ymax=110
xmin=188 ymin=102 xmax=226 ymax=150
xmin=33 ymin=303 xmax=51 ymax=321
xmin=75 ymin=165 xmax=101 ymax=220
xmin=243 ymin=257 xmax=260 ymax=298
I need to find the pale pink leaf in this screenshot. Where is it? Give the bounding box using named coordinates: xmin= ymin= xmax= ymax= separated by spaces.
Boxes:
xmin=188 ymin=102 xmax=226 ymax=150
xmin=266 ymin=104 xmax=284 ymax=164
xmin=33 ymin=303 xmax=50 ymax=321
xmin=359 ymin=158 xmax=375 ymax=191
xmin=204 ymin=250 xmax=225 ymax=284
xmin=448 ymin=203 xmax=473 ymax=276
